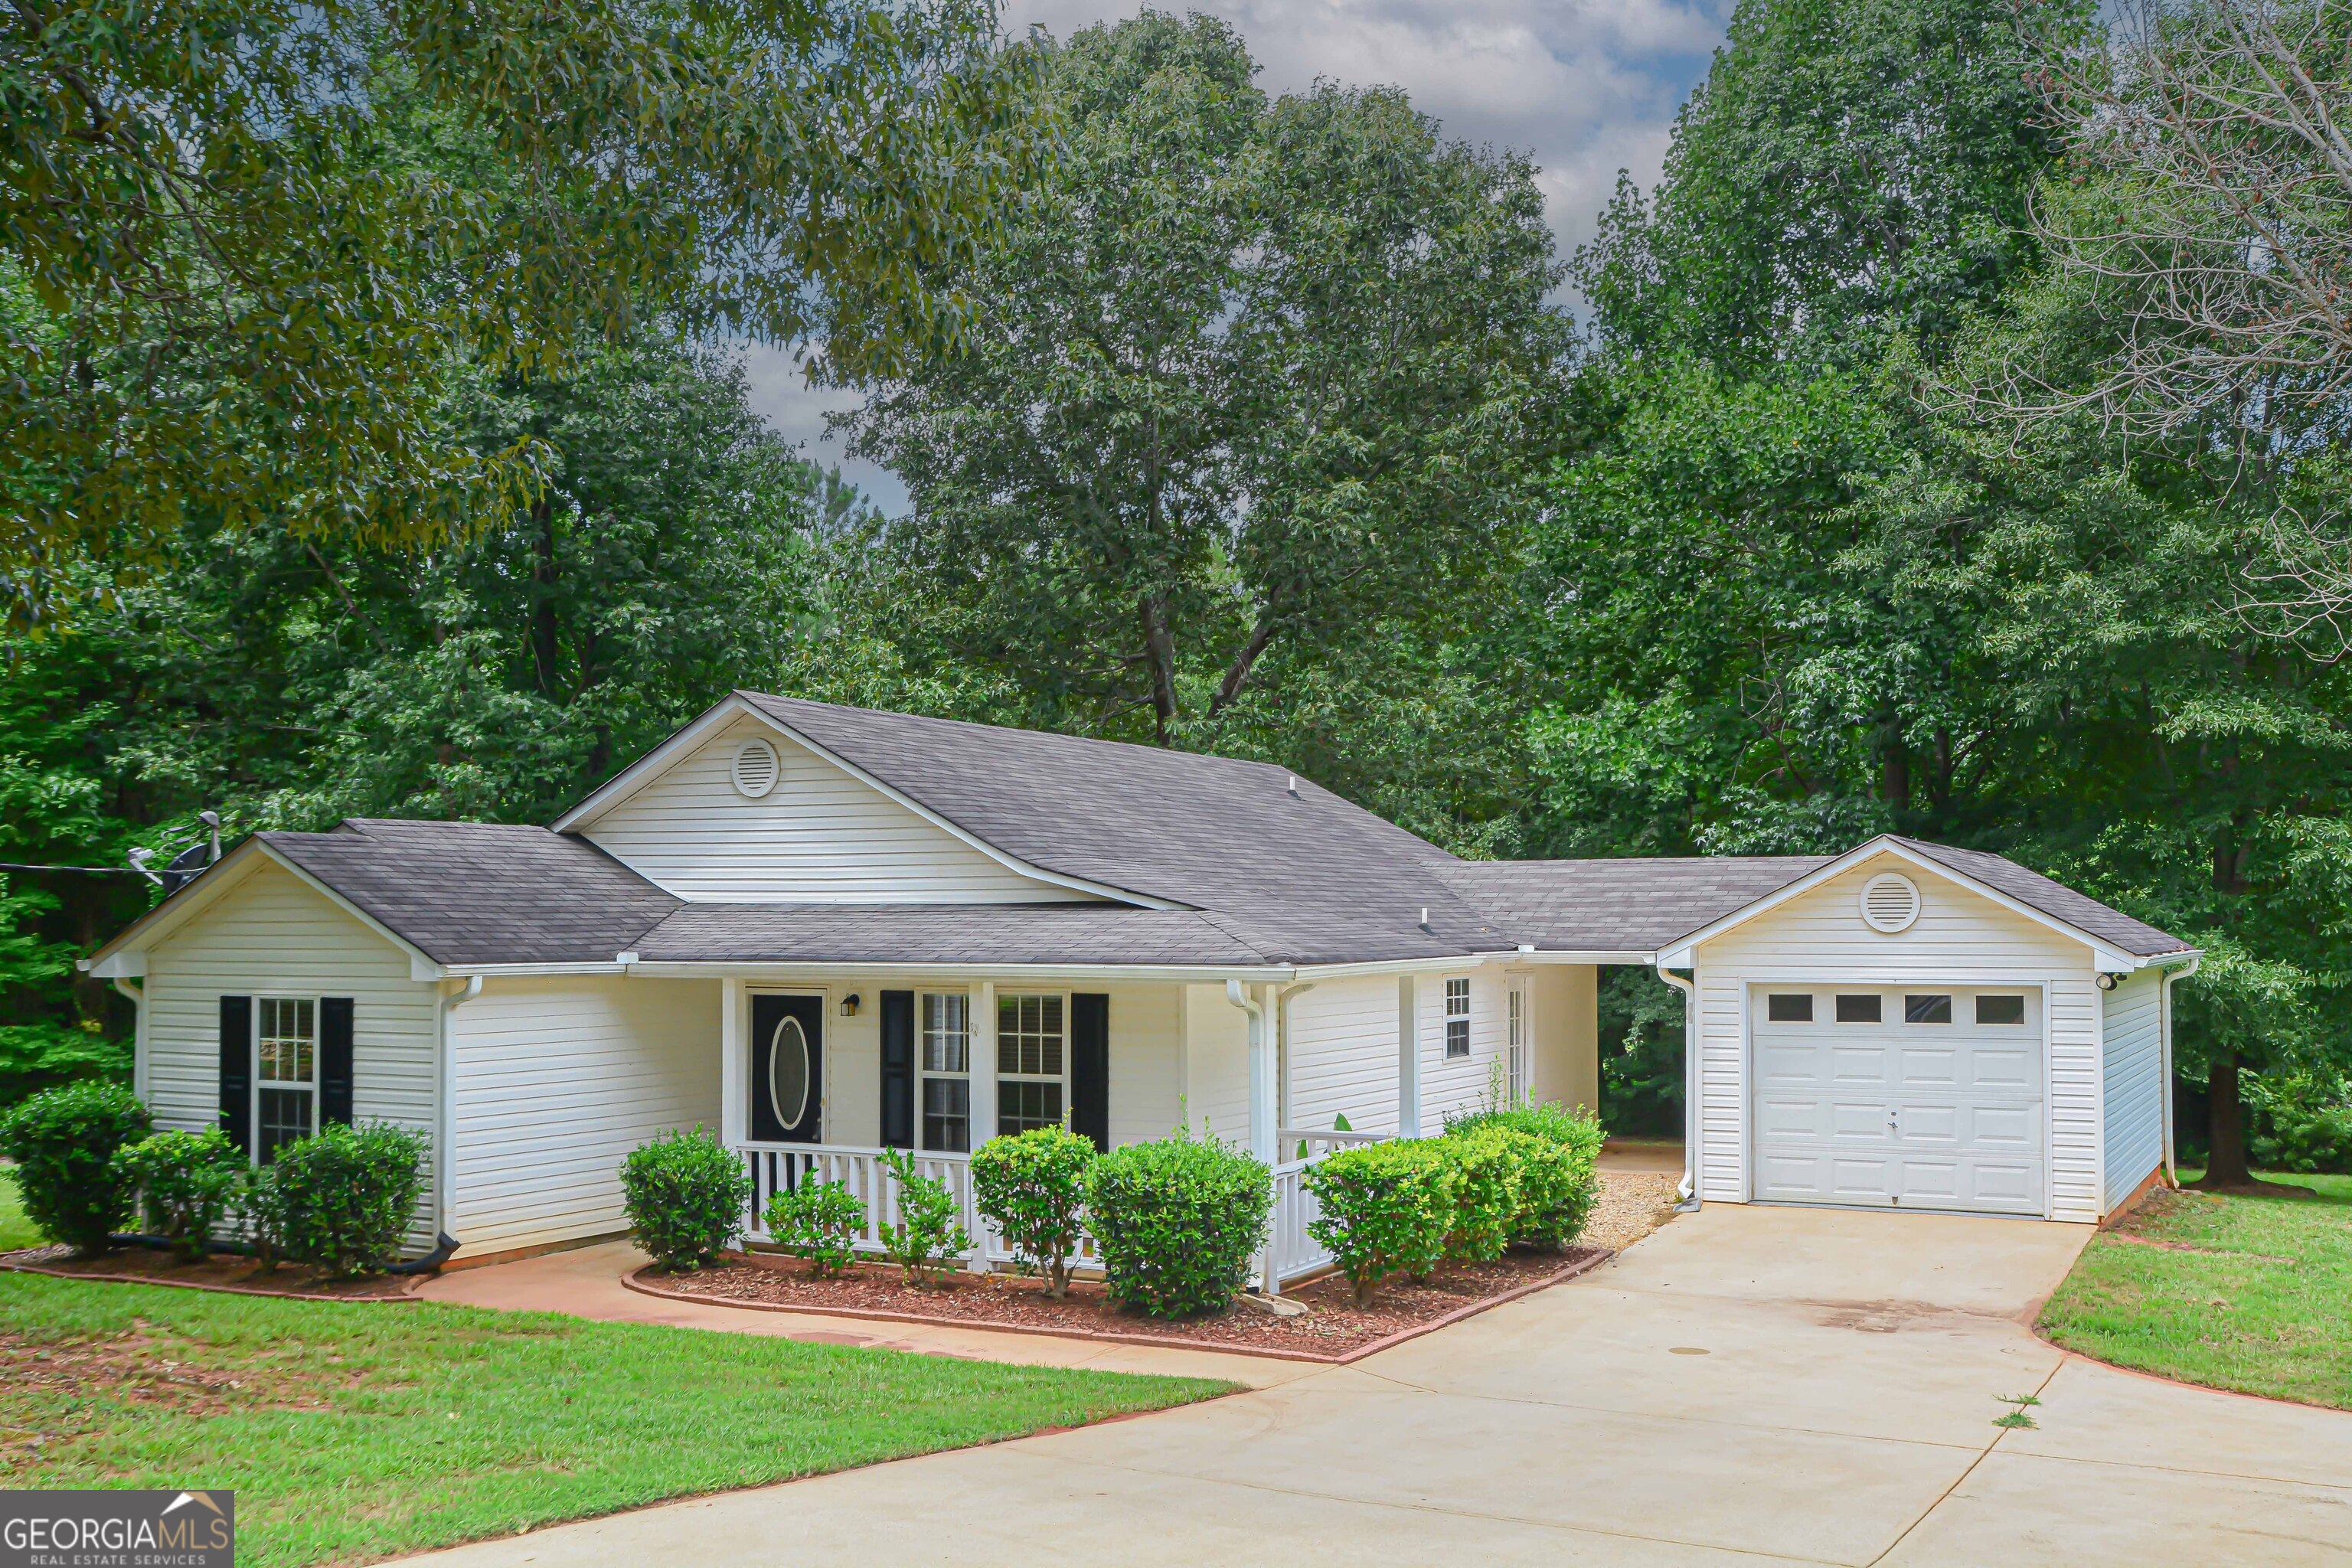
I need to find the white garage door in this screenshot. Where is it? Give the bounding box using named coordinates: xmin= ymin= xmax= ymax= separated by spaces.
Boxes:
xmin=1751 ymin=985 xmax=2044 ymax=1216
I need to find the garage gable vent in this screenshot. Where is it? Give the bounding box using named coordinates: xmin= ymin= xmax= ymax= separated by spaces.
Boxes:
xmin=731 ymin=737 xmax=782 ymax=799
xmin=1859 ymin=871 xmax=1921 ymax=934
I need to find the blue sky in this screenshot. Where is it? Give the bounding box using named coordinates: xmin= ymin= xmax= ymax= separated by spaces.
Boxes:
xmin=743 ymin=0 xmax=1732 ymax=513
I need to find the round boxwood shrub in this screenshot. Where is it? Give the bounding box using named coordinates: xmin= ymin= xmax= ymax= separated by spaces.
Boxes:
xmin=971 ymin=1125 xmax=1096 ymax=1298
xmin=0 ymin=1081 xmax=151 ymax=1256
xmin=1085 ymin=1132 xmax=1270 ymax=1318
xmin=112 ymin=1126 xmax=247 ymax=1261
xmin=1439 ymin=1125 xmax=1532 ymax=1263
xmin=274 ymin=1122 xmax=428 ymax=1278
xmin=1304 ymin=1138 xmax=1456 ymax=1305
xmin=765 ymin=1179 xmax=866 ymax=1276
xmin=1451 ymin=1102 xmax=1606 ymax=1248
xmin=620 ymin=1125 xmax=752 ymax=1272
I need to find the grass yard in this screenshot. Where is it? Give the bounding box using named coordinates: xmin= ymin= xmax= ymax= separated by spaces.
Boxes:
xmin=0 ymin=1168 xmax=34 ymax=1250
xmin=2039 ymin=1170 xmax=2352 ymax=1410
xmin=0 ymin=1270 xmax=1230 ymax=1566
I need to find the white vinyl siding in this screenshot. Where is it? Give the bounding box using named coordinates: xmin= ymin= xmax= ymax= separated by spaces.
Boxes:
xmin=140 ymin=861 xmax=439 ymax=1246
xmin=448 ymin=975 xmax=721 ymax=1255
xmin=1284 ymin=975 xmax=1404 ymax=1135
xmin=1693 ymin=855 xmax=2109 ymax=1222
xmin=579 ymin=715 xmax=1101 ymax=904
xmin=1180 ymin=983 xmax=1252 ymax=1142
xmin=2101 ymin=968 xmax=2165 ymax=1210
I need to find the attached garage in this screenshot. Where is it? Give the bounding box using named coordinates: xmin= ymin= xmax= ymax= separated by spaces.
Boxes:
xmin=1657 ymin=836 xmax=2200 ymax=1224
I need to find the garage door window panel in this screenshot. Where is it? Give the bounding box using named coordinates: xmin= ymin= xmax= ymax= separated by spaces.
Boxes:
xmin=1904 ymin=995 xmax=1953 ymax=1024
xmin=1766 ymin=993 xmax=1814 ymax=1022
xmin=1834 ymin=995 xmax=1882 ymax=1024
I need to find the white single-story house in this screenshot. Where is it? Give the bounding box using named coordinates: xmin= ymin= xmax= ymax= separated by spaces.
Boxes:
xmin=83 ymin=693 xmax=2200 ymax=1281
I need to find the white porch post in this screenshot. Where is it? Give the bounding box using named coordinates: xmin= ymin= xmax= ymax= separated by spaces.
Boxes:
xmin=720 ymin=977 xmax=744 ymax=1149
xmin=1243 ymin=982 xmax=1277 ymax=1167
xmin=969 ymin=981 xmax=998 ymax=1273
xmin=1397 ymin=975 xmax=1423 ymax=1137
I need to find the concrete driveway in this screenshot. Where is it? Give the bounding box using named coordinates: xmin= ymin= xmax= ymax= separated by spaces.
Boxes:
xmin=413 ymin=1205 xmax=2352 ymax=1566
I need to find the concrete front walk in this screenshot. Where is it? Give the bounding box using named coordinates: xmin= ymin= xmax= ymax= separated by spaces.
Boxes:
xmin=411 ymin=1206 xmax=2352 ymax=1567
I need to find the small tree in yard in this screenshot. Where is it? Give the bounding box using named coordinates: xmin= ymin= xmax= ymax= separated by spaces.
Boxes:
xmin=0 ymin=1081 xmax=150 ymax=1256
xmin=971 ymin=1126 xmax=1095 ymax=1298
xmin=620 ymin=1125 xmax=753 ymax=1272
xmin=1085 ymin=1130 xmax=1270 ymax=1318
xmin=1305 ymin=1140 xmax=1457 ymax=1305
xmin=111 ymin=1127 xmax=246 ymax=1261
xmin=879 ymin=1148 xmax=971 ymax=1288
xmin=766 ymin=1181 xmax=866 ymax=1277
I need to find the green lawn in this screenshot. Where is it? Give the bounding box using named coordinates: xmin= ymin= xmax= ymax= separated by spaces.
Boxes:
xmin=0 ymin=1271 xmax=1230 ymax=1566
xmin=2039 ymin=1170 xmax=2352 ymax=1410
xmin=0 ymin=1168 xmax=34 ymax=1250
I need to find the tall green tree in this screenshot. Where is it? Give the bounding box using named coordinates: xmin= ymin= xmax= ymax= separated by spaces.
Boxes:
xmin=839 ymin=12 xmax=1570 ymax=746
xmin=0 ymin=0 xmax=1042 ymax=619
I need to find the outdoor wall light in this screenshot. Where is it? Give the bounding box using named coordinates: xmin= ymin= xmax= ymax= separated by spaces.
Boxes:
xmin=839 ymin=994 xmax=861 ymax=1017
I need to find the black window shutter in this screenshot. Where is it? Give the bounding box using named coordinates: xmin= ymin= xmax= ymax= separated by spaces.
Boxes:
xmin=1071 ymin=993 xmax=1109 ymax=1151
xmin=319 ymin=997 xmax=355 ymax=1127
xmin=880 ymin=990 xmax=915 ymax=1148
xmin=218 ymin=995 xmax=253 ymax=1153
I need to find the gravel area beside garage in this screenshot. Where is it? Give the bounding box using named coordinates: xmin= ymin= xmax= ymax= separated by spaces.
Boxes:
xmin=1583 ymin=1169 xmax=1682 ymax=1252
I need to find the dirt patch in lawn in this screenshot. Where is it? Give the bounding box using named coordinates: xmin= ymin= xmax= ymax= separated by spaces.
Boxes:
xmin=1 ymin=1245 xmax=420 ymax=1302
xmin=633 ymin=1246 xmax=1611 ymax=1363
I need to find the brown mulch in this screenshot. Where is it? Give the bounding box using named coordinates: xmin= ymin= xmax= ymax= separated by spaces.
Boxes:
xmin=0 ymin=1245 xmax=420 ymax=1302
xmin=636 ymin=1245 xmax=1611 ymax=1362
xmin=1584 ymin=1171 xmax=1682 ymax=1252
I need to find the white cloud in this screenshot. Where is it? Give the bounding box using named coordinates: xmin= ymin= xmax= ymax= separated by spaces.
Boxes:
xmin=733 ymin=342 xmax=910 ymax=514
xmin=740 ymin=0 xmax=1726 ymax=511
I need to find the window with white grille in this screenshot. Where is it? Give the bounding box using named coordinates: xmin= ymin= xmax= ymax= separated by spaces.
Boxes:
xmin=256 ymin=996 xmax=316 ymax=1161
xmin=1445 ymin=978 xmax=1471 ymax=1059
xmin=920 ymin=992 xmax=970 ymax=1152
xmin=996 ymin=993 xmax=1065 ymax=1135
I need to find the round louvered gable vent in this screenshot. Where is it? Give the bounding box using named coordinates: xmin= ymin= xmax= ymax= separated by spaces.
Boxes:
xmin=731 ymin=737 xmax=780 ymax=798
xmin=1860 ymin=872 xmax=1921 ymax=933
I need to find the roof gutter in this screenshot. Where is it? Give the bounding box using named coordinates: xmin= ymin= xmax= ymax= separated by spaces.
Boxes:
xmin=2159 ymin=954 xmax=2201 ymax=1186
xmin=1655 ymin=965 xmax=1700 ymax=1210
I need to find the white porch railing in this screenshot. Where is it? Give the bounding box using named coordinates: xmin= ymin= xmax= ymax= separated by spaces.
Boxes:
xmin=737 ymin=1128 xmax=1387 ymax=1291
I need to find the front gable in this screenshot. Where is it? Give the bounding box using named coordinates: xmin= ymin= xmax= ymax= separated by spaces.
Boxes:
xmin=573 ymin=710 xmax=1114 ymax=905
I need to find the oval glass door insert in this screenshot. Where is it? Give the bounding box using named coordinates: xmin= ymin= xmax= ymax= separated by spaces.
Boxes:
xmin=768 ymin=1016 xmax=810 ymax=1131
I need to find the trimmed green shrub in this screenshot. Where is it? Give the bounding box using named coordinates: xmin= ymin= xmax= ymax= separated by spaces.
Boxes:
xmin=275 ymin=1122 xmax=428 ymax=1278
xmin=620 ymin=1125 xmax=752 ymax=1272
xmin=1439 ymin=1125 xmax=1531 ymax=1263
xmin=971 ymin=1126 xmax=1096 ymax=1298
xmin=235 ymin=1162 xmax=289 ymax=1271
xmin=879 ymin=1148 xmax=970 ymax=1287
xmin=1086 ymin=1131 xmax=1270 ymax=1318
xmin=1304 ymin=1139 xmax=1457 ymax=1305
xmin=1448 ymin=1100 xmax=1606 ymax=1249
xmin=0 ymin=1080 xmax=151 ymax=1256
xmin=111 ymin=1127 xmax=246 ymax=1261
xmin=766 ymin=1180 xmax=866 ymax=1276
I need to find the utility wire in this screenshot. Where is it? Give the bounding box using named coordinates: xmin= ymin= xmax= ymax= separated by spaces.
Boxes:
xmin=0 ymin=861 xmax=152 ymax=875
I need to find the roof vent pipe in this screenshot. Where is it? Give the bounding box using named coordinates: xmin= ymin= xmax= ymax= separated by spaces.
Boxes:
xmin=1286 ymin=775 xmax=1298 ymax=796
xmin=1419 ymin=906 xmax=1429 ymax=929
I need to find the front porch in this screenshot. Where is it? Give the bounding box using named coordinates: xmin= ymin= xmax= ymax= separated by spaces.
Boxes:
xmin=733 ymin=1127 xmax=1387 ymax=1291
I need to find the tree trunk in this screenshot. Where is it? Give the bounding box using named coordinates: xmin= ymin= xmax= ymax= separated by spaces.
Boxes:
xmin=530 ymin=495 xmax=560 ymax=694
xmin=1140 ymin=593 xmax=1179 ymax=745
xmin=2196 ymin=1054 xmax=2252 ymax=1187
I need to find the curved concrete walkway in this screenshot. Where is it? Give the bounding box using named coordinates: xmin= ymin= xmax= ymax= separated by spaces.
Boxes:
xmin=411 ymin=1206 xmax=2352 ymax=1566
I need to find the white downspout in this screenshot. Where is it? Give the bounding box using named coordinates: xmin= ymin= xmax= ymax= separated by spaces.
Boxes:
xmin=2159 ymin=956 xmax=2200 ymax=1187
xmin=113 ymin=978 xmax=146 ymax=1102
xmin=439 ymin=975 xmax=485 ymax=1244
xmin=1657 ymin=965 xmax=1700 ymax=1210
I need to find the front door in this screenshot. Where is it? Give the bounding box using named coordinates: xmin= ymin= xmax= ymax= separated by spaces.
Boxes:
xmin=750 ymin=993 xmax=824 ymax=1144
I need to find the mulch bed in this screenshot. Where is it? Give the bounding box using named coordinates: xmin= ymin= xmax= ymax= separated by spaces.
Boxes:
xmin=629 ymin=1245 xmax=1611 ymax=1364
xmin=0 ymin=1244 xmax=421 ymax=1302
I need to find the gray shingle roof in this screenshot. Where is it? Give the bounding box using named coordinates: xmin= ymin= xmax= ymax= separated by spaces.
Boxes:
xmin=1890 ymin=838 xmax=2194 ymax=959
xmin=260 ymin=819 xmax=681 ymax=965
xmin=1436 ymin=856 xmax=1833 ymax=952
xmin=132 ymin=701 xmax=2189 ymax=972
xmin=736 ymin=691 xmax=1490 ymax=948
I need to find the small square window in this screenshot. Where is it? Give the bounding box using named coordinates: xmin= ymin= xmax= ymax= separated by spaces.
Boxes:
xmin=1766 ymin=993 xmax=1814 ymax=1023
xmin=1834 ymin=994 xmax=1882 ymax=1024
xmin=922 ymin=1076 xmax=970 ymax=1153
xmin=1976 ymin=994 xmax=2027 ymax=1026
xmin=1904 ymin=995 xmax=1954 ymax=1024
xmin=1444 ymin=978 xmax=1471 ymax=1059
xmin=998 ymin=1079 xmax=1063 ymax=1136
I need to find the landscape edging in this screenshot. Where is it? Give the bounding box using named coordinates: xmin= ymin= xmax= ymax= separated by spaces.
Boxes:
xmin=0 ymin=1253 xmax=425 ymax=1304
xmin=622 ymin=1248 xmax=1614 ymax=1365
